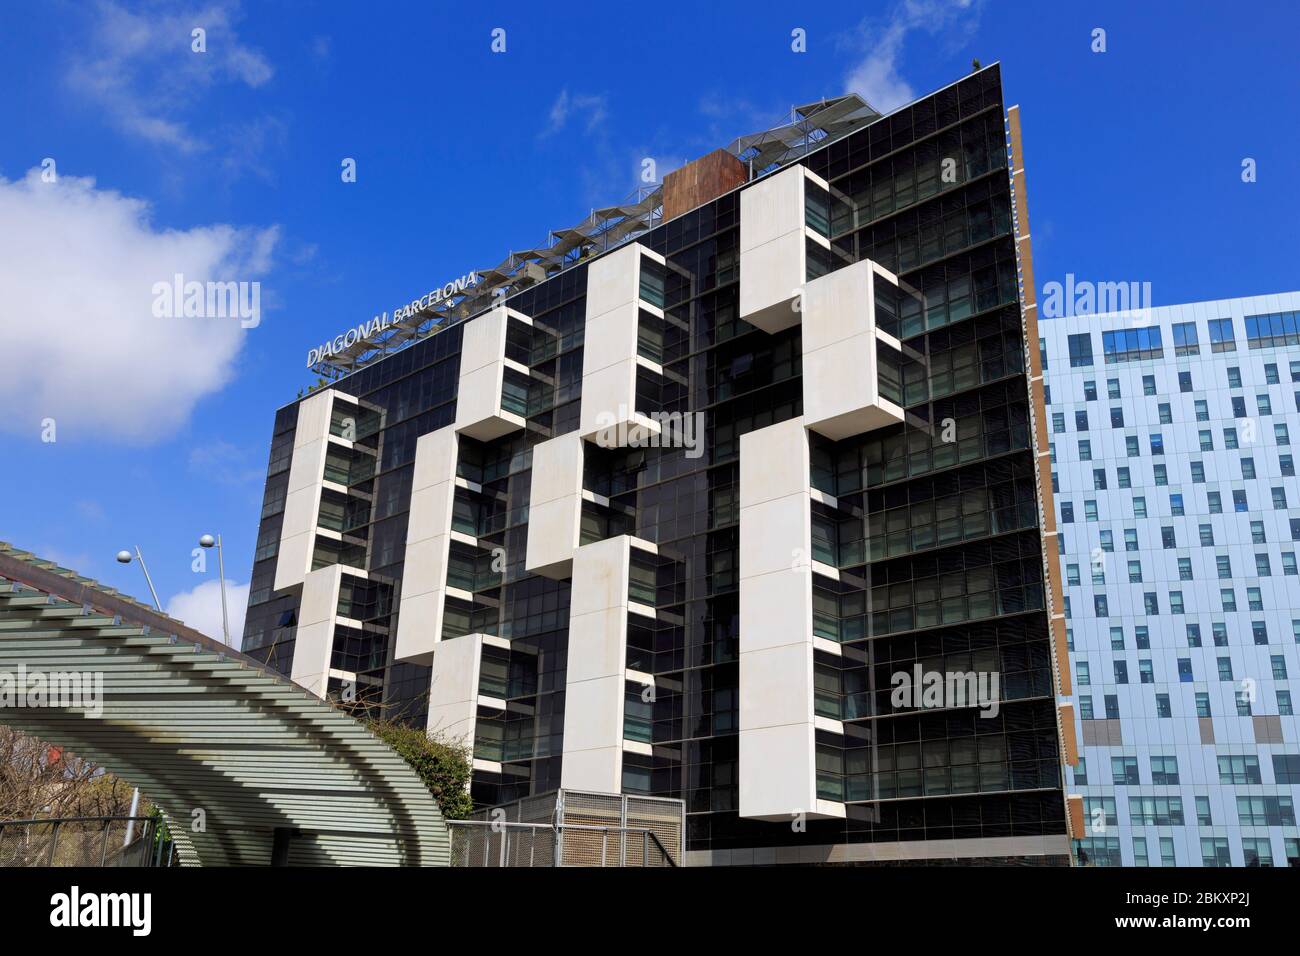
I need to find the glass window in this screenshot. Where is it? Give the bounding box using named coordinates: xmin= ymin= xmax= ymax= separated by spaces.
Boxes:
xmin=1150 ymin=756 xmax=1180 ymax=785
xmin=1111 ymin=756 xmax=1139 ymax=786
xmin=1067 ymin=332 xmax=1095 ymax=367
xmin=1196 ymin=796 xmax=1212 ymax=825
xmin=1245 ymin=310 xmax=1300 ymax=349
xmin=1208 ymin=317 xmax=1236 ymax=352
xmin=1201 ymin=838 xmax=1231 ymax=867
xmin=1102 ymin=326 xmax=1163 ymax=363
xmin=1172 ymin=321 xmax=1199 ymax=355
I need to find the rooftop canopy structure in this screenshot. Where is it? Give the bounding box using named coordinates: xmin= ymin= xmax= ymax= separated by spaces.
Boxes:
xmin=308 ymin=94 xmax=879 ymax=382
xmin=0 ymin=543 xmax=450 ymax=866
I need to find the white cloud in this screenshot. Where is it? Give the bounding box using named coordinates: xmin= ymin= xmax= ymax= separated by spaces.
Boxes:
xmin=541 ymin=89 xmax=609 ymax=138
xmin=0 ymin=167 xmax=277 ymax=443
xmin=166 ymin=578 xmax=248 ymax=648
xmin=66 ymin=0 xmax=273 ymax=153
xmin=844 ymin=0 xmax=981 ymax=114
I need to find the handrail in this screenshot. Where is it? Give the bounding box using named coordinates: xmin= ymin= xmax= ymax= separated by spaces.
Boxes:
xmin=0 ymin=815 xmax=154 ymax=826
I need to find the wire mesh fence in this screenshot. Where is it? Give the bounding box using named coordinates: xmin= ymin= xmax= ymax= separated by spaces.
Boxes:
xmin=446 ymin=820 xmax=675 ymax=867
xmin=454 ymin=788 xmax=684 ymax=867
xmin=0 ymin=816 xmax=162 ymax=867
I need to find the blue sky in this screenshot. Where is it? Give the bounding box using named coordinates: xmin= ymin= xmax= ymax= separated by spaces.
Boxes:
xmin=1 ymin=0 xmax=1296 ymax=643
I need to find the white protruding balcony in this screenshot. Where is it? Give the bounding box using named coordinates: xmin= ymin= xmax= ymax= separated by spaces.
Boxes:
xmin=393 ymin=428 xmax=459 ymax=665
xmin=558 ymin=534 xmax=658 ymax=794
xmin=454 ymin=307 xmax=533 ymax=441
xmin=737 ymin=416 xmax=844 ymax=821
xmin=739 ymin=165 xmax=835 ymax=334
xmin=801 ymin=258 xmax=907 ymax=440
xmin=276 ymin=388 xmax=343 ymax=591
xmin=523 ymin=431 xmax=585 ymax=579
xmin=579 ymin=242 xmax=665 ymax=447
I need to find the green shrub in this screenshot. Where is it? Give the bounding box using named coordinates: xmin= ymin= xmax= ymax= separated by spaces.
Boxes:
xmin=367 ymin=719 xmax=473 ymax=820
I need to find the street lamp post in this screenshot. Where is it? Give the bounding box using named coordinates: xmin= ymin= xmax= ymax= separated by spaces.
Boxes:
xmin=115 ymin=546 xmax=162 ymax=612
xmin=199 ymin=534 xmax=229 ymax=646
xmin=112 ymin=547 xmax=154 ymax=847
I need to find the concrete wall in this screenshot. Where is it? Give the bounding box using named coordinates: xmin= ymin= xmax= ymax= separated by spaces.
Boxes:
xmin=560 ymin=535 xmax=632 ymax=793
xmin=524 ymin=431 xmax=585 ymax=579
xmin=291 ymin=563 xmax=344 ymax=698
xmin=394 ymin=428 xmax=460 ymax=665
xmin=737 ymin=416 xmax=832 ymax=820
xmin=579 ymin=242 xmax=664 ymax=444
xmin=275 ymin=388 xmax=335 ymax=591
xmin=739 ymin=165 xmax=829 ymax=334
xmin=427 ymin=632 xmax=484 ymax=744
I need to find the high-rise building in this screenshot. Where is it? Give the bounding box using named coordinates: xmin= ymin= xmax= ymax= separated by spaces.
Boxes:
xmin=1041 ymin=291 xmax=1300 ymax=866
xmin=243 ymin=63 xmax=1078 ymax=865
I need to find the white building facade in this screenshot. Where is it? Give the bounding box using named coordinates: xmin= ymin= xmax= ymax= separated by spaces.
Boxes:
xmin=1042 ymin=291 xmax=1300 ymax=866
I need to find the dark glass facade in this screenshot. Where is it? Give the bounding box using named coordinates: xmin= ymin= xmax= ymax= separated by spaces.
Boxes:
xmin=244 ymin=64 xmax=1068 ymax=858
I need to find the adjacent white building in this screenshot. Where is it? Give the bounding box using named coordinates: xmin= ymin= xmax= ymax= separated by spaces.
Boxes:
xmin=1042 ymin=291 xmax=1300 ymax=866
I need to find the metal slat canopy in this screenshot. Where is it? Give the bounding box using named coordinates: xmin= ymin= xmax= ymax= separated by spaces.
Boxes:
xmin=0 ymin=543 xmax=449 ymax=867
xmin=308 ymin=94 xmax=880 ymax=383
